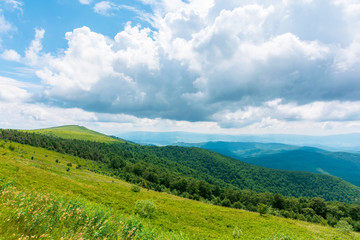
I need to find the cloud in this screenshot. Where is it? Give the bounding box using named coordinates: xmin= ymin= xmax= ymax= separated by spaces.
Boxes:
xmin=24 ymin=28 xmax=46 ymax=65
xmin=79 ymin=0 xmax=92 ymax=5
xmin=92 ymin=1 xmax=144 ymax=18
xmin=1 ymin=0 xmax=23 ymax=13
xmin=1 ymin=49 xmax=20 ymax=61
xmin=15 ymin=0 xmax=360 ymax=130
xmin=93 ymin=1 xmax=116 ymax=16
xmin=0 ymin=76 xmax=35 ymax=102
xmin=0 ymin=12 xmax=14 ymax=34
xmin=212 ymin=99 xmax=360 ymax=128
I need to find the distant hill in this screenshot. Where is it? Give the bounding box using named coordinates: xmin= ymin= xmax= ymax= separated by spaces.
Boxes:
xmin=120 ymin=131 xmax=360 ymax=151
xmin=177 ymin=141 xmax=301 ymax=158
xmin=27 ymin=125 xmax=123 ymax=143
xmin=178 ymin=141 xmax=360 ymax=187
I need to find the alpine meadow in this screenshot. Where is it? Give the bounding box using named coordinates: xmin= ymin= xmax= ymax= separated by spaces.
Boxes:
xmin=1 ymin=0 xmax=360 ymax=239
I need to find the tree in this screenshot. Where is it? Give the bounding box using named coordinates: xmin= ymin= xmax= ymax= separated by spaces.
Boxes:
xmin=257 ymin=203 xmax=268 ymax=216
xmin=310 ymin=197 xmax=326 ymax=217
xmin=273 ymin=193 xmax=285 ymax=210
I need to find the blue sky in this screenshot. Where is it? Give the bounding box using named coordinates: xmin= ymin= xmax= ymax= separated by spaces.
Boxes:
xmin=1 ymin=0 xmax=360 ymax=136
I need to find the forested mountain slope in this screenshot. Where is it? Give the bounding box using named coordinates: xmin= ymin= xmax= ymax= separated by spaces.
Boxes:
xmin=180 ymin=141 xmax=360 ymax=187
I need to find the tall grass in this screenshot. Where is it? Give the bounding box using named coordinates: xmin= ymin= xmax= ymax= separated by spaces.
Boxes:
xmin=0 ymin=183 xmax=188 ymax=240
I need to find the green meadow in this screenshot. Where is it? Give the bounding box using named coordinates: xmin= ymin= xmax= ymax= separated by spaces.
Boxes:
xmin=0 ymin=139 xmax=358 ymax=239
xmin=26 ymin=125 xmax=122 ymax=143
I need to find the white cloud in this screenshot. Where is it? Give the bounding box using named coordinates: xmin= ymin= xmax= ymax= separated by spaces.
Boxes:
xmin=79 ymin=0 xmax=92 ymax=5
xmin=93 ymin=1 xmax=116 ymax=16
xmin=212 ymin=99 xmax=360 ymax=128
xmin=0 ymin=101 xmax=98 ymax=129
xmin=24 ymin=28 xmax=46 ymax=65
xmin=1 ymin=49 xmax=20 ymax=61
xmin=0 ymin=76 xmax=35 ymax=102
xmin=0 ymin=13 xmax=14 ymax=34
xmin=1 ymin=0 xmax=23 ymax=13
xmin=5 ymin=0 xmax=360 ymax=134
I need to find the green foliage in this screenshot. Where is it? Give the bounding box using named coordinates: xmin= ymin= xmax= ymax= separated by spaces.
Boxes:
xmin=67 ymin=162 xmax=72 ymax=167
xmin=131 ymin=184 xmax=141 ymax=192
xmin=135 ymin=199 xmax=157 ymax=218
xmin=55 ymin=159 xmax=59 ymax=163
xmin=0 ymin=185 xmax=189 ymax=240
xmin=257 ymin=203 xmax=269 ymax=216
xmin=232 ymin=227 xmax=242 ymax=238
xmin=266 ymin=234 xmax=294 ymax=240
xmin=8 ymin=144 xmax=15 ymax=151
xmin=335 ymin=220 xmax=354 ymax=234
xmin=121 ymin=216 xmax=143 ymax=239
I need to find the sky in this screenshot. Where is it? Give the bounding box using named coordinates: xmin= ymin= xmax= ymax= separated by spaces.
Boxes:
xmin=0 ymin=0 xmax=360 ymax=136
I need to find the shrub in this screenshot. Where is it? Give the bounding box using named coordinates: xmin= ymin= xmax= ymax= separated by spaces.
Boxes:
xmin=131 ymin=185 xmax=141 ymax=193
xmin=135 ymin=200 xmax=156 ymax=218
xmin=266 ymin=234 xmax=294 ymax=240
xmin=257 ymin=203 xmax=268 ymax=216
xmin=67 ymin=163 xmax=72 ymax=167
xmin=122 ymin=216 xmax=143 ymax=239
xmin=55 ymin=159 xmax=59 ymax=163
xmin=8 ymin=144 xmax=15 ymax=151
xmin=335 ymin=219 xmax=353 ymax=234
xmin=232 ymin=227 xmax=242 ymax=238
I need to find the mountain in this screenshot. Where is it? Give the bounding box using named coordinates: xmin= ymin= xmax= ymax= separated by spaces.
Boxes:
xmin=178 ymin=141 xmax=360 ymax=187
xmin=27 ymin=125 xmax=123 ymax=143
xmin=176 ymin=141 xmax=301 ymax=158
xmin=0 ymin=136 xmax=355 ymax=239
xmin=120 ymin=131 xmax=360 ymax=151
xmin=245 ymin=148 xmax=360 ymax=187
xmin=2 ymin=126 xmax=360 ymax=204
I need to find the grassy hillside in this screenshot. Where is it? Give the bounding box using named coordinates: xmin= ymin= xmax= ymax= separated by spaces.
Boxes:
xmin=184 ymin=141 xmax=360 ymax=187
xmin=0 ymin=140 xmax=358 ymax=239
xmin=27 ymin=125 xmax=122 ymax=143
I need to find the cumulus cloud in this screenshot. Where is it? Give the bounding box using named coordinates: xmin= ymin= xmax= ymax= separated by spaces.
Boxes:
xmin=1 ymin=49 xmax=20 ymax=61
xmin=21 ymin=0 xmax=360 ymax=129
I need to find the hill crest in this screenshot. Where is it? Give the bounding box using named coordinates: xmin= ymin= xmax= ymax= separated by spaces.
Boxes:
xmin=27 ymin=125 xmax=122 ymax=143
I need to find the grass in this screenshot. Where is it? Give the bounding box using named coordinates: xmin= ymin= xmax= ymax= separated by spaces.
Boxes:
xmin=25 ymin=125 xmax=122 ymax=143
xmin=0 ymin=140 xmax=359 ymax=239
xmin=0 ymin=185 xmax=188 ymax=240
